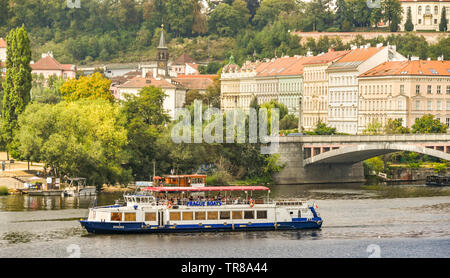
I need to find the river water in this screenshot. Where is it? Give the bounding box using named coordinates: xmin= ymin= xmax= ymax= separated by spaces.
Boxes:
xmin=0 ymin=183 xmax=449 ymax=258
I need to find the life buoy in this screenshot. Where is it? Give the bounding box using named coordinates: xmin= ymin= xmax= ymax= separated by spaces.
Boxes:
xmin=249 ymin=199 xmax=255 ymax=207
xmin=166 ymin=201 xmax=173 ymax=209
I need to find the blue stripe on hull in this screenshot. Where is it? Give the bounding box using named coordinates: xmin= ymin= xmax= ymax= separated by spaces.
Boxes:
xmin=80 ymin=219 xmax=323 ymax=234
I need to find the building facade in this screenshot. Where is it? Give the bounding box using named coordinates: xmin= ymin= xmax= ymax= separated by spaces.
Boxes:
xmin=221 ymin=55 xmax=316 ymax=118
xmin=0 ymin=38 xmax=6 ymax=62
xmin=302 ymin=50 xmax=351 ymax=131
xmin=31 ymin=52 xmax=77 ymax=80
xmin=399 ymin=0 xmax=450 ymax=31
xmin=358 ymin=60 xmax=450 ymax=131
xmin=327 ymin=45 xmax=406 ymax=134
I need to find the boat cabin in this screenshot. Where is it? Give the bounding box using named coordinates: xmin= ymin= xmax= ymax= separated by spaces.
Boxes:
xmin=153 ymin=174 xmax=206 ymax=187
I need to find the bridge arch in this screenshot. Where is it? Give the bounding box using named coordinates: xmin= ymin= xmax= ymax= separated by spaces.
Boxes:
xmin=304 ymin=143 xmax=450 ymax=165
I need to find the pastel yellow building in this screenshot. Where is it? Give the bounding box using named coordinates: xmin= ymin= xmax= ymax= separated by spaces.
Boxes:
xmin=302 ymin=50 xmax=350 ymax=130
xmin=358 ymin=60 xmax=450 ymax=132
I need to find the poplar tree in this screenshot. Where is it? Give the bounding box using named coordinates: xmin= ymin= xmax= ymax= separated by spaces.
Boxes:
xmin=439 ymin=8 xmax=448 ymax=32
xmin=1 ymin=25 xmax=32 ymax=157
xmin=404 ymin=7 xmax=414 ymax=31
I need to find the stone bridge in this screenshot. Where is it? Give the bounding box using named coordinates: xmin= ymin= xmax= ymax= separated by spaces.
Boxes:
xmin=273 ymin=134 xmax=450 ymax=185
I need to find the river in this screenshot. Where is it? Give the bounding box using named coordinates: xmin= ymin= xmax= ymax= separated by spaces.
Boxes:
xmin=0 ymin=182 xmax=449 ymax=258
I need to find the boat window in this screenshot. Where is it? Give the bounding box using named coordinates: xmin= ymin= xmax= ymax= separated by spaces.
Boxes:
xmin=110 ymin=212 xmax=122 ymax=221
xmin=244 ymin=211 xmax=254 ymax=219
xmin=207 ymin=211 xmax=218 ymax=220
xmin=195 ymin=211 xmax=206 ymax=220
xmin=182 ymin=211 xmax=194 ymax=221
xmin=232 ymin=211 xmax=243 ymax=219
xmin=220 ymin=211 xmax=230 ymax=220
xmin=124 ymin=212 xmax=136 ymax=221
xmin=170 ymin=212 xmax=181 ymax=221
xmin=145 ymin=212 xmax=156 ymax=221
xmin=257 ymin=210 xmax=267 ymax=219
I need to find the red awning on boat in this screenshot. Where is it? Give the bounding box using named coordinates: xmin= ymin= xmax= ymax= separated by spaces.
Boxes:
xmin=142 ymin=186 xmax=270 ymax=192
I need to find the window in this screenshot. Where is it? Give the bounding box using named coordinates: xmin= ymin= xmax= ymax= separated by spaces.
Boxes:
xmin=426 ymin=6 xmax=430 ymax=14
xmin=220 ymin=211 xmax=230 ymax=220
xmin=182 ymin=211 xmax=193 ymax=221
xmin=434 ymin=6 xmax=438 ymax=15
xmin=416 ymin=85 xmax=421 ymax=95
xmin=170 ymin=212 xmax=181 ymax=221
xmin=437 ymin=85 xmax=441 ymax=94
xmin=447 ymin=85 xmax=450 ymax=94
xmin=437 ymin=100 xmax=442 ymax=110
xmin=427 ymin=85 xmax=432 ymax=94
xmin=195 ymin=211 xmax=206 ymax=220
xmin=447 ymin=100 xmax=450 ymax=110
xmin=232 ymin=211 xmax=243 ymax=220
xmin=427 ymin=100 xmax=432 ymax=110
xmin=434 ymin=19 xmax=438 ymax=24
xmin=244 ymin=211 xmax=255 ymax=219
xmin=400 ymin=85 xmax=404 ymax=94
xmin=256 ymin=210 xmax=267 ymax=219
xmin=110 ymin=212 xmax=122 ymax=221
xmin=145 ymin=212 xmax=156 ymax=221
xmin=418 ymin=19 xmax=422 ymax=24
xmin=124 ymin=213 xmax=136 ymax=222
xmin=447 ymin=118 xmax=450 ymax=127
xmin=416 ymin=100 xmax=421 ymax=110
xmin=418 ymin=6 xmax=422 ymax=15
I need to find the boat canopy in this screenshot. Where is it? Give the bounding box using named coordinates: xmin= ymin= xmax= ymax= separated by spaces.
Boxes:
xmin=143 ymin=186 xmax=270 ymax=192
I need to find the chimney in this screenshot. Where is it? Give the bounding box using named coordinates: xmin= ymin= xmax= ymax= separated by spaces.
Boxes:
xmin=376 ymin=43 xmax=383 ymax=48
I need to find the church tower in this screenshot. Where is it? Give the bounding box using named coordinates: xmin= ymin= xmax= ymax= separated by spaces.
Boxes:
xmin=157 ymin=25 xmax=169 ymax=77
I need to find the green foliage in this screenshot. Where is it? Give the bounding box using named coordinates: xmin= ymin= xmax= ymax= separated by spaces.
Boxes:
xmin=363 ymin=119 xmax=383 ymax=135
xmin=0 ymin=186 xmax=8 ymax=195
xmin=404 ymin=7 xmax=414 ymax=32
xmin=412 ymin=114 xmax=448 ymax=134
xmin=121 ymin=86 xmax=169 ymax=180
xmin=313 ymin=120 xmax=336 ymax=135
xmin=384 ymin=118 xmax=410 ymax=134
xmin=1 ymin=25 xmax=32 ymax=155
xmin=364 ymin=157 xmax=385 ymax=174
xmin=439 ymin=7 xmax=448 ymax=32
xmin=16 ymin=100 xmax=131 ymax=186
xmin=279 ymin=114 xmax=298 ymax=130
xmin=60 ymin=72 xmax=113 ymax=102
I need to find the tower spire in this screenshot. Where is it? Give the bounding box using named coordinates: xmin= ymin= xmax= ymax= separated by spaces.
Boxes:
xmin=158 ymin=24 xmax=167 ymax=49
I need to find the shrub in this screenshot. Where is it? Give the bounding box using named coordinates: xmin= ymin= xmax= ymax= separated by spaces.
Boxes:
xmin=0 ymin=186 xmax=9 ymax=196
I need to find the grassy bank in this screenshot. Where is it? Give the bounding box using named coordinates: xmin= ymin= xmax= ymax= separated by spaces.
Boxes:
xmin=362 ymin=184 xmax=450 ymax=198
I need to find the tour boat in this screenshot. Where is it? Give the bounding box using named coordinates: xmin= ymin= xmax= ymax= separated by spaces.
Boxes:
xmin=79 ymin=186 xmax=323 ymax=234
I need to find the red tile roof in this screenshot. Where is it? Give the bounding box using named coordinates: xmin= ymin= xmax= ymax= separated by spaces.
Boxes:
xmin=303 ymin=50 xmax=351 ymax=65
xmin=0 ymin=38 xmax=6 ymax=48
xmin=241 ymin=56 xmax=318 ymax=76
xmin=335 ymin=47 xmax=384 ymax=63
xmin=173 ymin=75 xmax=215 ymax=90
xmin=174 ymin=53 xmax=195 ymax=65
xmin=31 ymin=56 xmax=75 ymax=71
xmin=359 ymin=60 xmax=450 ymax=77
xmin=118 ymin=76 xmax=179 ymax=89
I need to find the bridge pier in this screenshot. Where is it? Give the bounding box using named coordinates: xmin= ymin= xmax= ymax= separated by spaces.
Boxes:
xmin=274 ymin=142 xmax=365 ymax=185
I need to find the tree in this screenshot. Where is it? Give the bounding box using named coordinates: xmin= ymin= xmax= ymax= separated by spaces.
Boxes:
xmin=404 ymin=7 xmax=414 ymax=31
xmin=252 ymin=0 xmax=299 ymax=29
xmin=363 ymin=119 xmax=383 ymax=135
xmin=384 ymin=118 xmax=410 ymax=134
xmin=334 ymin=0 xmax=347 ymax=30
xmin=17 ymin=100 xmax=131 ymax=186
xmin=60 ymin=72 xmax=113 ymax=102
xmin=1 ymin=25 xmax=32 ymax=157
xmin=383 ymin=0 xmax=403 ymax=32
xmin=165 ymin=0 xmax=197 ymax=37
xmin=364 ymin=157 xmax=385 ymax=174
xmin=121 ymin=86 xmax=169 ymax=180
xmin=204 ymin=74 xmax=221 ymax=108
xmin=279 ymin=114 xmax=298 ymax=130
xmin=439 ymin=7 xmax=448 ymax=32
xmin=313 ymin=120 xmax=336 ymax=135
xmin=208 ymin=3 xmax=246 ymax=37
xmin=411 ymin=114 xmax=448 ymax=134
xmin=185 ymin=89 xmax=205 ymax=106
